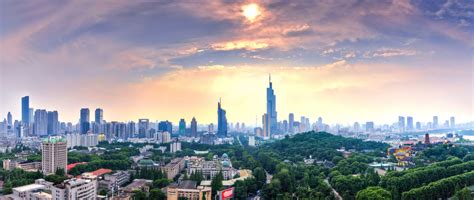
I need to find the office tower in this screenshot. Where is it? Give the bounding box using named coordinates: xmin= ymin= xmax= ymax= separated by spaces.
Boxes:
xmin=34 ymin=109 xmax=48 ymax=136
xmin=450 ymin=116 xmax=455 ymax=128
xmin=398 ymin=116 xmax=405 ymax=132
xmin=424 ymin=133 xmax=430 ymax=144
xmin=433 ymin=116 xmax=438 ymax=129
xmin=42 ymin=137 xmax=67 ymax=175
xmin=444 ymin=120 xmax=449 ymax=128
xmin=282 ymin=120 xmax=288 ymax=133
xmin=288 ymin=113 xmax=294 ymax=133
xmin=208 ymin=123 xmax=214 ymax=133
xmin=138 ymin=119 xmax=149 ymax=138
xmin=21 ymin=96 xmax=30 ymax=124
xmin=191 ymin=117 xmax=197 ymax=137
xmin=95 ymin=108 xmax=103 ymax=124
xmin=158 ymin=121 xmax=173 ymax=134
xmin=236 ymin=122 xmax=240 ymax=132
xmin=353 ymin=122 xmax=360 ymax=132
xmin=29 ymin=108 xmax=35 ymax=124
xmin=47 ymin=111 xmax=59 ymax=135
xmin=317 ymin=117 xmax=323 ymax=130
xmin=117 ymin=123 xmax=127 ymax=139
xmin=406 ymin=116 xmax=413 ymax=131
xmin=179 ymin=119 xmax=186 ymax=136
xmin=217 ymin=99 xmax=228 ymax=137
xmin=7 ymin=112 xmax=12 ymax=127
xmin=416 ymin=122 xmax=421 ymax=130
xmin=262 ymin=114 xmax=269 ymax=138
xmin=80 ymin=108 xmax=90 ymax=134
xmin=127 ymin=121 xmax=136 ymax=138
xmin=266 ymin=75 xmax=277 ymax=135
xmin=365 ymin=121 xmax=374 ymax=132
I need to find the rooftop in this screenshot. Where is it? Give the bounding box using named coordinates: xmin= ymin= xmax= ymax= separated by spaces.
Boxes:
xmin=13 ymin=184 xmax=45 ymax=192
xmin=67 ymin=162 xmax=87 ymax=171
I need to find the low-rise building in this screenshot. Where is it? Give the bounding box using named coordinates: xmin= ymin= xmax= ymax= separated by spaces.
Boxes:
xmin=99 ymin=171 xmax=131 ymax=192
xmin=120 ymin=179 xmax=152 ymax=195
xmin=187 ymin=154 xmax=237 ymax=180
xmin=161 ymin=157 xmax=185 ymax=179
xmin=166 ymin=180 xmax=211 ymax=200
xmin=51 ymin=178 xmax=97 ymax=200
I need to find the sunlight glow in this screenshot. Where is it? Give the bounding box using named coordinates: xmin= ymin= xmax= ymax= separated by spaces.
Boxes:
xmin=242 ymin=3 xmax=261 ymax=22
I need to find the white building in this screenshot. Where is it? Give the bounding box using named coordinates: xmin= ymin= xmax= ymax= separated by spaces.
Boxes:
xmin=51 ymin=178 xmax=97 ymax=200
xmin=248 ymin=135 xmax=255 ymax=146
xmin=66 ymin=133 xmax=98 ymax=148
xmin=170 ymin=141 xmax=181 ymax=153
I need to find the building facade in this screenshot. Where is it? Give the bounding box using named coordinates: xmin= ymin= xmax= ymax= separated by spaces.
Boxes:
xmin=42 ymin=137 xmax=67 ymax=175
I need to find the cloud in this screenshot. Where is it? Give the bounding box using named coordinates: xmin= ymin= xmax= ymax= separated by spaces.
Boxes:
xmin=370 ymin=48 xmax=418 ymax=57
xmin=211 ymin=40 xmax=269 ymax=51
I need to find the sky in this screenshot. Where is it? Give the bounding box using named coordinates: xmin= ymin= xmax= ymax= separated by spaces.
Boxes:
xmin=0 ymin=0 xmax=473 ymax=126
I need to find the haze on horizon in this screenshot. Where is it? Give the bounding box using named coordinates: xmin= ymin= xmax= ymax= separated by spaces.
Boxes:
xmin=0 ymin=0 xmax=473 ymax=125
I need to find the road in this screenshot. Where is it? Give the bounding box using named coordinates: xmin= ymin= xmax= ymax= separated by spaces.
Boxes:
xmin=324 ymin=179 xmax=343 ymax=200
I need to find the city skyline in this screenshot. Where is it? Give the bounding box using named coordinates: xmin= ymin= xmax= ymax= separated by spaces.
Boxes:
xmin=1 ymin=0 xmax=473 ymax=124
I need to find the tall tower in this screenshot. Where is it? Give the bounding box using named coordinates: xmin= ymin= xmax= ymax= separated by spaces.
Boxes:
xmin=21 ymin=96 xmax=30 ymax=124
xmin=191 ymin=117 xmax=197 ymax=137
xmin=179 ymin=119 xmax=186 ymax=136
xmin=80 ymin=108 xmax=90 ymax=134
xmin=266 ymin=74 xmax=277 ymax=136
xmin=217 ymin=99 xmax=228 ymax=137
xmin=42 ymin=137 xmax=67 ymax=175
xmin=95 ymin=108 xmax=103 ymax=124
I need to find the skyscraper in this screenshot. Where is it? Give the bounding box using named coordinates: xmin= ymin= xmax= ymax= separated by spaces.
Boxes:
xmin=179 ymin=119 xmax=186 ymax=135
xmin=47 ymin=111 xmax=59 ymax=135
xmin=406 ymin=116 xmax=413 ymax=131
xmin=217 ymin=99 xmax=228 ymax=137
xmin=266 ymin=75 xmax=277 ymax=135
xmin=34 ymin=109 xmax=48 ymax=136
xmin=398 ymin=116 xmax=405 ymax=132
xmin=433 ymin=116 xmax=439 ymax=129
xmin=7 ymin=112 xmax=12 ymax=127
xmin=127 ymin=121 xmax=136 ymax=138
xmin=158 ymin=121 xmax=173 ymax=134
xmin=138 ymin=119 xmax=149 ymax=138
xmin=80 ymin=108 xmax=90 ymax=134
xmin=288 ymin=113 xmax=294 ymax=133
xmin=95 ymin=108 xmax=103 ymax=124
xmin=450 ymin=116 xmax=455 ymax=128
xmin=21 ymin=96 xmax=29 ymax=124
xmin=42 ymin=137 xmax=67 ymax=175
xmin=262 ymin=114 xmax=269 ymax=138
xmin=191 ymin=117 xmax=197 ymax=137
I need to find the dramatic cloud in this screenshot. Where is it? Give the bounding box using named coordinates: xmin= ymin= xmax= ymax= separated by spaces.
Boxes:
xmin=0 ymin=0 xmax=472 ymax=124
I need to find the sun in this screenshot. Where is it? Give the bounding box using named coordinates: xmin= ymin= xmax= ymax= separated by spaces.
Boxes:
xmin=242 ymin=3 xmax=261 ymax=22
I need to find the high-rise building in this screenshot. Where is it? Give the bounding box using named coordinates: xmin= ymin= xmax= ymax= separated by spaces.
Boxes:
xmin=288 ymin=113 xmax=294 ymax=133
xmin=127 ymin=121 xmax=136 ymax=138
xmin=282 ymin=120 xmax=288 ymax=133
xmin=29 ymin=108 xmax=34 ymax=124
xmin=191 ymin=117 xmax=197 ymax=137
xmin=47 ymin=111 xmax=59 ymax=135
xmin=262 ymin=114 xmax=269 ymax=139
xmin=34 ymin=109 xmax=48 ymax=136
xmin=80 ymin=108 xmax=90 ymax=134
xmin=42 ymin=137 xmax=67 ymax=175
xmin=179 ymin=119 xmax=186 ymax=136
xmin=366 ymin=121 xmax=374 ymax=132
xmin=450 ymin=116 xmax=455 ymax=128
xmin=217 ymin=99 xmax=228 ymax=137
xmin=353 ymin=122 xmax=360 ymax=132
xmin=7 ymin=112 xmax=12 ymax=127
xmin=398 ymin=116 xmax=405 ymax=132
xmin=416 ymin=122 xmax=421 ymax=130
xmin=21 ymin=96 xmax=29 ymax=124
xmin=266 ymin=75 xmax=277 ymax=135
xmin=138 ymin=119 xmax=149 ymax=138
xmin=406 ymin=116 xmax=413 ymax=131
xmin=158 ymin=120 xmax=173 ymax=134
xmin=95 ymin=108 xmax=103 ymax=124
xmin=433 ymin=116 xmax=439 ymax=129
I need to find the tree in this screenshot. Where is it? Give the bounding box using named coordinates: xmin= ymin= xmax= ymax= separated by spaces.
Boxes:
xmin=132 ymin=190 xmax=147 ymax=200
xmin=99 ymin=189 xmax=108 ymax=196
xmin=356 ymin=186 xmax=391 ymax=200
xmin=453 ymin=187 xmax=473 ymax=200
xmin=149 ymin=189 xmax=166 ymax=200
xmin=153 ymin=178 xmax=170 ymax=189
xmin=252 ymin=167 xmax=266 ymax=189
xmin=211 ymin=171 xmax=224 ymax=198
